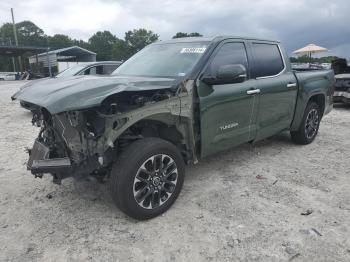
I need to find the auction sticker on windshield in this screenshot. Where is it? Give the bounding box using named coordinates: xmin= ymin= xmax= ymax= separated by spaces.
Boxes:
xmin=180 ymin=47 xmax=206 ymax=53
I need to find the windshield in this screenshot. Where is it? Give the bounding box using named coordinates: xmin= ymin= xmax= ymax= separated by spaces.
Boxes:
xmin=112 ymin=42 xmax=209 ymax=78
xmin=56 ymin=64 xmax=89 ymax=78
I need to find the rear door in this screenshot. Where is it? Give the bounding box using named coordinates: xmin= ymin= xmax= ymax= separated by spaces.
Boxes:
xmin=250 ymin=42 xmax=298 ymax=140
xmin=198 ymin=41 xmax=259 ymax=157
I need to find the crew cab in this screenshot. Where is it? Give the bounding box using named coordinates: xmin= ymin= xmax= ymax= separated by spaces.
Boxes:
xmin=12 ymin=36 xmax=334 ymax=220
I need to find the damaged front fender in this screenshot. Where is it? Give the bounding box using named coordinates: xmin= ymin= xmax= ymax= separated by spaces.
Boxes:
xmin=26 ymin=80 xmax=198 ymax=183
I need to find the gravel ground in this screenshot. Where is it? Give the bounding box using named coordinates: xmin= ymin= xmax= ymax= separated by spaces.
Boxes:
xmin=0 ymin=81 xmax=349 ymax=262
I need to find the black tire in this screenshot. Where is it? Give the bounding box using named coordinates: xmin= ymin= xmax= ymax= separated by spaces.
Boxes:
xmin=291 ymin=102 xmax=321 ymax=145
xmin=109 ymin=137 xmax=185 ymax=220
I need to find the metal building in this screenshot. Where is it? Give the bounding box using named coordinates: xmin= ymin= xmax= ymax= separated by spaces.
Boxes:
xmin=29 ymin=46 xmax=96 ymax=76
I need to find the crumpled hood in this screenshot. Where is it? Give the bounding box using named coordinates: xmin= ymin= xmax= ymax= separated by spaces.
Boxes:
xmin=12 ymin=75 xmax=176 ymax=114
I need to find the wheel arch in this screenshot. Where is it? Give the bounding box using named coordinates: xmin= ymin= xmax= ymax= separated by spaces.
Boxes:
xmin=308 ymin=93 xmax=326 ymax=117
xmin=291 ymin=91 xmax=326 ymax=131
xmin=114 ymin=113 xmax=196 ymax=164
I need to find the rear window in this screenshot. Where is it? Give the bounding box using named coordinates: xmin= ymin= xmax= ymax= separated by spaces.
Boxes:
xmin=252 ymin=43 xmax=284 ymax=78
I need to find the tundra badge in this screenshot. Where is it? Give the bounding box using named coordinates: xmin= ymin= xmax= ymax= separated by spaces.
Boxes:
xmin=220 ymin=122 xmax=239 ymax=131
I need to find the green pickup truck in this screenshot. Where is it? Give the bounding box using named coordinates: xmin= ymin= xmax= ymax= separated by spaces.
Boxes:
xmin=13 ymin=36 xmax=334 ymax=219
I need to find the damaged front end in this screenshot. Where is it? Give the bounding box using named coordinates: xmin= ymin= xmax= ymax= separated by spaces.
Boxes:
xmin=28 ymin=107 xmax=112 ymax=184
xmin=26 ymin=85 xmax=196 ymax=184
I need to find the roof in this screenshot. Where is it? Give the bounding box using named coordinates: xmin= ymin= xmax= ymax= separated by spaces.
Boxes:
xmin=0 ymin=45 xmax=47 ymax=56
xmin=37 ymin=46 xmax=96 ymax=57
xmin=157 ymin=35 xmax=280 ymax=44
xmin=87 ymin=61 xmax=122 ymax=65
xmin=30 ymin=45 xmax=97 ymax=64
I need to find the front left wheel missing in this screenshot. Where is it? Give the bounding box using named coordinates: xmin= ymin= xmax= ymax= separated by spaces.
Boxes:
xmin=109 ymin=138 xmax=185 ymax=220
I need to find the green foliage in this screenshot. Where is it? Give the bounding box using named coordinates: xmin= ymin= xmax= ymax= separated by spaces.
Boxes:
xmin=47 ymin=34 xmax=73 ymax=50
xmin=290 ymin=55 xmax=339 ymax=63
xmin=125 ymin=29 xmax=159 ymax=53
xmin=16 ymin=21 xmax=47 ymax=46
xmin=112 ymin=28 xmax=159 ymax=61
xmin=72 ymin=39 xmax=90 ymax=50
xmin=0 ymin=21 xmax=48 ymax=71
xmin=0 ymin=23 xmax=14 ymax=42
xmin=172 ymin=32 xmax=202 ymax=38
xmin=89 ymin=31 xmax=117 ymax=60
xmin=111 ymin=38 xmax=129 ymax=61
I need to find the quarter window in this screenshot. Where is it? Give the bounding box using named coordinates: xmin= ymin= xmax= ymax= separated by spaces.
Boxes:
xmin=209 ymin=42 xmax=248 ymax=77
xmin=252 ymin=43 xmax=284 ymax=78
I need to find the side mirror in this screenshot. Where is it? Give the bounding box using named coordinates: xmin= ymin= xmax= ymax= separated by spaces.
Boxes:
xmin=202 ymin=64 xmax=247 ymax=85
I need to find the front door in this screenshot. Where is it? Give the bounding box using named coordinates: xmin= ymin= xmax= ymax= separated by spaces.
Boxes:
xmin=197 ymin=41 xmax=259 ymax=158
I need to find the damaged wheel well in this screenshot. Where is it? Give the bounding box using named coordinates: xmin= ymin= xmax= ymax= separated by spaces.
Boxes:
xmin=117 ymin=118 xmax=190 ymax=161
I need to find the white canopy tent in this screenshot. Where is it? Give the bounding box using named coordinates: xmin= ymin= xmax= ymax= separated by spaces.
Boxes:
xmin=293 ymin=44 xmax=328 ymax=58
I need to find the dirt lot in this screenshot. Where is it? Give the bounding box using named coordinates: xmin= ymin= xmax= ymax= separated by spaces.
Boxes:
xmin=0 ymin=81 xmax=349 ymax=262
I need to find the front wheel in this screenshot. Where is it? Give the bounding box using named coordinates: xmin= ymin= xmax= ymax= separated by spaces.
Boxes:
xmin=109 ymin=138 xmax=185 ymax=220
xmin=291 ymin=102 xmax=321 ymax=145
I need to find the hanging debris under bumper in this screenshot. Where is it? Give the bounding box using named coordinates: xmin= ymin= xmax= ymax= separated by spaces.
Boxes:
xmin=27 ymin=140 xmax=72 ymax=175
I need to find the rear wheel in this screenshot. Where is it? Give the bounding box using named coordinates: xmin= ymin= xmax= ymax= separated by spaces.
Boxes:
xmin=291 ymin=102 xmax=321 ymax=144
xmin=109 ymin=138 xmax=185 ymax=220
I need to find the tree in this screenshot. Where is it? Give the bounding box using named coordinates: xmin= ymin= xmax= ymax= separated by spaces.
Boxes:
xmin=111 ymin=38 xmax=129 ymax=61
xmin=47 ymin=34 xmax=73 ymax=50
xmin=124 ymin=28 xmax=159 ymax=54
xmin=0 ymin=21 xmax=47 ymax=71
xmin=89 ymin=31 xmax=117 ymax=60
xmin=112 ymin=28 xmax=159 ymax=61
xmin=16 ymin=21 xmax=47 ymax=46
xmin=73 ymin=39 xmax=91 ymax=50
xmin=0 ymin=21 xmax=47 ymax=46
xmin=172 ymin=32 xmax=202 ymax=38
xmin=0 ymin=20 xmax=160 ymax=70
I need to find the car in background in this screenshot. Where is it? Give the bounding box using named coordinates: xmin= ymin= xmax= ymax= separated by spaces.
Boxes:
xmin=332 ymin=58 xmax=350 ymax=104
xmin=55 ymin=61 xmax=122 ymax=78
xmin=0 ymin=72 xmax=17 ymax=81
xmin=12 ymin=61 xmax=122 ymax=110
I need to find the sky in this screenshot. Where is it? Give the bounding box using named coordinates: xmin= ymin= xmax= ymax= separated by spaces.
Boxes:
xmin=0 ymin=0 xmax=349 ymax=58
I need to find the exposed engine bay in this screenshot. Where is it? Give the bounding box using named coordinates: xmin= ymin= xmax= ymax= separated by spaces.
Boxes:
xmin=28 ymin=85 xmax=196 ymax=184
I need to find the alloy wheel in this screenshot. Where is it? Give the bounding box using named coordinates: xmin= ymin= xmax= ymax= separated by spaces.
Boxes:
xmin=305 ymin=108 xmax=319 ymax=139
xmin=133 ymin=154 xmax=178 ymax=209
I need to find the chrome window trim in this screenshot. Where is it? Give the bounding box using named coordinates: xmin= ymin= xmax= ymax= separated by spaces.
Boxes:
xmin=255 ymin=44 xmax=286 ymax=80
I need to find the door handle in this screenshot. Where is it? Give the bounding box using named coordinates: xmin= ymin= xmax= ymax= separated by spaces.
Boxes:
xmin=247 ymin=89 xmax=261 ymax=95
xmin=287 ymin=83 xmax=297 ymax=88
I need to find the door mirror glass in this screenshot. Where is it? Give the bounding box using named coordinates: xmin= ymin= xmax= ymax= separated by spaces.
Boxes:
xmin=217 ymin=64 xmax=246 ymax=82
xmin=202 ymin=64 xmax=247 ymax=85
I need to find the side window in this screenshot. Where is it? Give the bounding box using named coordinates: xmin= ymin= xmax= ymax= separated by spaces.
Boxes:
xmin=95 ymin=65 xmax=103 ymax=75
xmin=252 ymin=43 xmax=284 ymax=78
xmin=88 ymin=66 xmax=97 ymax=75
xmin=103 ymin=64 xmax=119 ymax=74
xmin=209 ymin=42 xmax=248 ymax=77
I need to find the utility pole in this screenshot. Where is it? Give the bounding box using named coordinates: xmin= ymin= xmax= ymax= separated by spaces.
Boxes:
xmin=11 ymin=8 xmax=23 ymax=72
xmin=9 ymin=38 xmax=16 ymax=72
